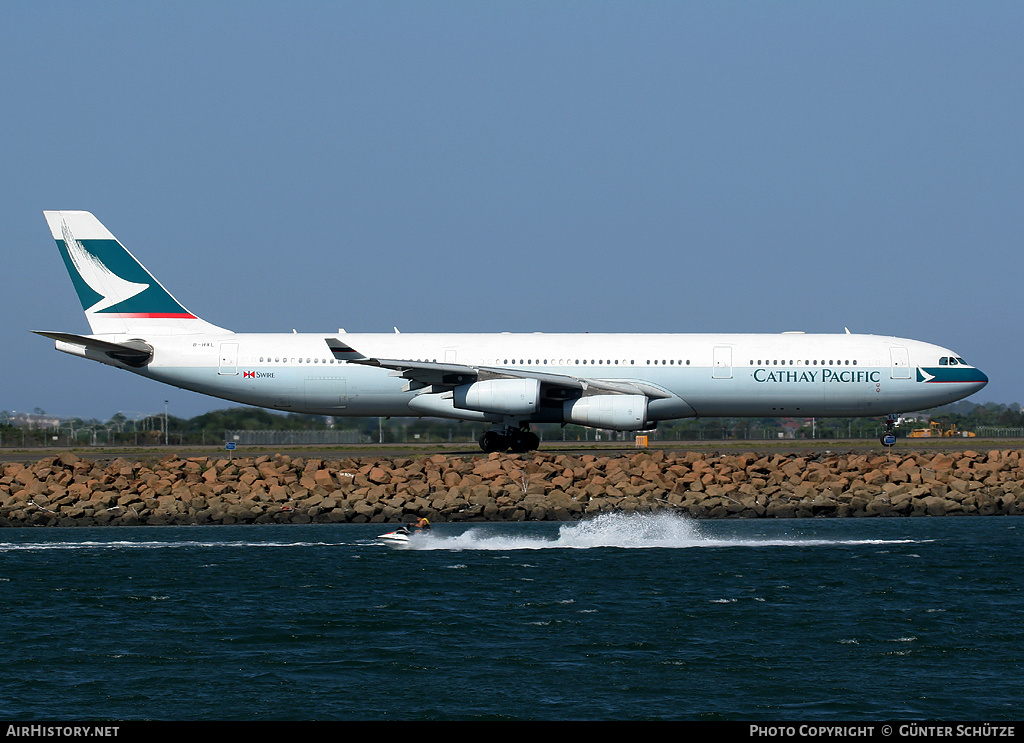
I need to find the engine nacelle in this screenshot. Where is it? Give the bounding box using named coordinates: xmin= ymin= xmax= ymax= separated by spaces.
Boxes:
xmin=453 ymin=378 xmax=540 ymax=416
xmin=563 ymin=394 xmax=649 ymax=431
xmin=408 ymin=392 xmax=497 ymax=422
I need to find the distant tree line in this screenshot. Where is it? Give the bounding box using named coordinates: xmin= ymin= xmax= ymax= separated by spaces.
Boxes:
xmin=1 ymin=401 xmax=1021 ymax=448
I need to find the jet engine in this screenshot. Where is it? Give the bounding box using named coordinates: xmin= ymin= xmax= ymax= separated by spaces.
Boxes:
xmin=563 ymin=394 xmax=649 ymax=430
xmin=453 ymin=378 xmax=541 ymax=416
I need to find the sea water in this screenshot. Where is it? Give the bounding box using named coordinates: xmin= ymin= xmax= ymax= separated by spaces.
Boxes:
xmin=0 ymin=515 xmax=1020 ymax=721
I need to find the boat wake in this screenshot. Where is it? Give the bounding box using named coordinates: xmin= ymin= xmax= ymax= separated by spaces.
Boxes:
xmin=0 ymin=539 xmax=337 ymax=553
xmin=404 ymin=512 xmax=919 ymax=551
xmin=0 ymin=514 xmax=921 ymax=554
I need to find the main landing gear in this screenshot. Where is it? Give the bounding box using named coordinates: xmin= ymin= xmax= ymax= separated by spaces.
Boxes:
xmin=478 ymin=426 xmax=540 ymax=453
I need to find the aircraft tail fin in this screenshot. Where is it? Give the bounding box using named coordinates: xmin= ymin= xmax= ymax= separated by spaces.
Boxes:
xmin=43 ymin=210 xmax=229 ymax=336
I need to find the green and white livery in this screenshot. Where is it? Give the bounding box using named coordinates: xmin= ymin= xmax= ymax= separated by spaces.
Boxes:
xmin=44 ymin=210 xmax=226 ymax=336
xmin=36 ymin=211 xmax=988 ymax=452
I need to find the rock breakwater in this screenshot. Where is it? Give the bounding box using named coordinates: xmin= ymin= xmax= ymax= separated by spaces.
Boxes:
xmin=2 ymin=448 xmax=1023 ymax=526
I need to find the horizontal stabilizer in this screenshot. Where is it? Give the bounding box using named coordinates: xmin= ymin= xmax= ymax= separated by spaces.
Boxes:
xmin=32 ymin=331 xmax=153 ymax=368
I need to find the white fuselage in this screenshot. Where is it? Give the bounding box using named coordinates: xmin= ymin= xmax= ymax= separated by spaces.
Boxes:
xmin=68 ymin=330 xmax=987 ymax=423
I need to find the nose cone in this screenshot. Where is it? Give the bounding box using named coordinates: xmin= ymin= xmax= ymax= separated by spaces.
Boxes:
xmin=919 ymin=349 xmax=988 ymax=406
xmin=968 ymin=367 xmax=989 ymax=395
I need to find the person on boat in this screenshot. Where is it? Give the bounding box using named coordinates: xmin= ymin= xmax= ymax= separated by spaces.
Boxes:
xmin=411 ymin=516 xmax=431 ymax=531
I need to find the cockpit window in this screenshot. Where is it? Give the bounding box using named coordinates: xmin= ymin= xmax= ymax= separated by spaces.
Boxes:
xmin=939 ymin=356 xmax=970 ymax=366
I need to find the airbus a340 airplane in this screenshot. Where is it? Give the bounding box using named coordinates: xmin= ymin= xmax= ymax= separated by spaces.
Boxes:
xmin=35 ymin=210 xmax=988 ymax=452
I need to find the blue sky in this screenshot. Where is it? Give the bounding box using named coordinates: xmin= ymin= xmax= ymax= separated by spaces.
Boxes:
xmin=2 ymin=2 xmax=1021 ymax=421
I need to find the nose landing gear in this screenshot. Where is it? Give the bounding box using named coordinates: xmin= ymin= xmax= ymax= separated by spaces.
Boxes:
xmin=880 ymin=414 xmax=898 ymax=447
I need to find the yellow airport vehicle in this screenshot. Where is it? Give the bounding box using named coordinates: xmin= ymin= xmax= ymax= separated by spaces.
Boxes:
xmin=907 ymin=421 xmax=976 ymax=438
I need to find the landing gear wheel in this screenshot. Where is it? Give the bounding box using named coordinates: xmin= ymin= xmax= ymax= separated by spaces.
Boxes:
xmin=478 ymin=429 xmax=540 ymax=453
xmin=508 ymin=430 xmax=540 ymax=453
xmin=881 ymin=414 xmax=897 ymax=447
xmin=479 ymin=431 xmax=509 ymax=453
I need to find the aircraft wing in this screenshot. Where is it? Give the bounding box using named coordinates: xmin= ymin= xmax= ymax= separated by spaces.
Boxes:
xmin=339 ymin=350 xmax=674 ymax=400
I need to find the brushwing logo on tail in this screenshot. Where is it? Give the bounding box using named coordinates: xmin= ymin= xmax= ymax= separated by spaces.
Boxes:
xmin=61 ymin=219 xmax=149 ymax=313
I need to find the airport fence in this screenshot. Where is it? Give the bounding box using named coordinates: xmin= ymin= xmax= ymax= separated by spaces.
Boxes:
xmin=972 ymin=427 xmax=1024 ymax=438
xmin=224 ymin=429 xmax=371 ymax=446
